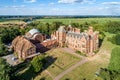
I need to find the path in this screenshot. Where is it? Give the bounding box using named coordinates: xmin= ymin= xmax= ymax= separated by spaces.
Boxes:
xmin=54 ymin=58 xmax=88 ymax=80
xmin=45 ymin=70 xmax=54 ymax=79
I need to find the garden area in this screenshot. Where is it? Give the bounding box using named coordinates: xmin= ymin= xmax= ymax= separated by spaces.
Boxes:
xmin=60 ymin=32 xmax=119 ymax=80
xmin=15 ymin=48 xmax=81 ymax=80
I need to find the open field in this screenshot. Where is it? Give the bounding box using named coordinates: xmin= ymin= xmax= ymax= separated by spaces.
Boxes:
xmin=44 ymin=48 xmax=81 ymax=77
xmin=60 ymin=32 xmax=119 ymax=80
xmin=38 ymin=18 xmax=120 ymax=24
xmin=0 ymin=20 xmax=26 ymax=24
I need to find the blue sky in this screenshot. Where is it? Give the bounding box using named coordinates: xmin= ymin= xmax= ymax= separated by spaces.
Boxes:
xmin=0 ymin=0 xmax=120 ymax=15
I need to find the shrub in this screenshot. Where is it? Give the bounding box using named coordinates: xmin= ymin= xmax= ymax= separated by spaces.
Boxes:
xmin=75 ymin=50 xmax=86 ymax=56
xmin=108 ymin=33 xmax=120 ymax=45
xmin=93 ymin=50 xmax=99 ymax=54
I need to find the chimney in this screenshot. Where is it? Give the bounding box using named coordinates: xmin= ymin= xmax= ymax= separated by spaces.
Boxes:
xmin=75 ymin=28 xmax=80 ymax=33
xmin=89 ymin=26 xmax=93 ymax=35
xmin=72 ymin=28 xmax=74 ymax=32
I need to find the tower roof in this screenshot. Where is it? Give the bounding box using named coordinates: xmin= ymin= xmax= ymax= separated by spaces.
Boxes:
xmin=58 ymin=26 xmax=66 ymax=32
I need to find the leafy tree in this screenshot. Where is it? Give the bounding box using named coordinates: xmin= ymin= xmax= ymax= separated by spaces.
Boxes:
xmin=71 ymin=23 xmax=79 ymax=28
xmin=30 ymin=55 xmax=45 ymax=73
xmin=108 ymin=33 xmax=120 ymax=45
xmin=0 ymin=58 xmax=11 ymax=80
xmin=0 ymin=27 xmax=21 ymax=44
xmin=52 ymin=22 xmax=63 ymax=30
xmin=105 ymin=21 xmax=120 ymax=33
xmin=99 ymin=68 xmax=120 ymax=80
xmin=0 ymin=43 xmax=8 ymax=56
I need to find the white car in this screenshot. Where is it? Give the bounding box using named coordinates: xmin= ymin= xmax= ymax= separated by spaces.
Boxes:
xmin=12 ymin=57 xmax=18 ymax=61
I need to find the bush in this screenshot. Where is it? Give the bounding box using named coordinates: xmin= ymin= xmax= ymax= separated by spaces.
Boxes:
xmin=0 ymin=58 xmax=11 ymax=80
xmin=99 ymin=68 xmax=120 ymax=80
xmin=93 ymin=50 xmax=99 ymax=54
xmin=75 ymin=50 xmax=86 ymax=56
xmin=108 ymin=33 xmax=120 ymax=45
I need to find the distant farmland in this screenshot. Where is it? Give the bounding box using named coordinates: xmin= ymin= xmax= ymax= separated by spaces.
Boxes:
xmin=37 ymin=18 xmax=120 ymax=24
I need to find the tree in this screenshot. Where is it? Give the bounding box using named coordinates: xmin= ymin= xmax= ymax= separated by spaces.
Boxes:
xmin=0 ymin=43 xmax=8 ymax=56
xmin=106 ymin=21 xmax=120 ymax=33
xmin=0 ymin=27 xmax=21 ymax=44
xmin=99 ymin=68 xmax=120 ymax=80
xmin=30 ymin=55 xmax=45 ymax=73
xmin=108 ymin=34 xmax=120 ymax=45
xmin=0 ymin=58 xmax=10 ymax=80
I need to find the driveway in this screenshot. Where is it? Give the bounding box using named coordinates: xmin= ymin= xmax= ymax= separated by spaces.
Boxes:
xmin=2 ymin=54 xmax=19 ymax=66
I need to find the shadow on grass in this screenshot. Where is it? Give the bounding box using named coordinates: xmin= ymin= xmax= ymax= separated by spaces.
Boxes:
xmin=43 ymin=56 xmax=57 ymax=70
xmin=99 ymin=39 xmax=103 ymax=48
xmin=14 ymin=56 xmax=57 ymax=80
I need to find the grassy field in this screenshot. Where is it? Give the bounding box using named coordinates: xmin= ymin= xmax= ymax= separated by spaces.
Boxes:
xmin=37 ymin=18 xmax=120 ymax=24
xmin=17 ymin=48 xmax=81 ymax=80
xmin=0 ymin=20 xmax=26 ymax=24
xmin=60 ymin=32 xmax=119 ymax=80
xmin=45 ymin=48 xmax=81 ymax=77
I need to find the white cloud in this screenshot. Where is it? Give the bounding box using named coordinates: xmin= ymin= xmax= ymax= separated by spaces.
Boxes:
xmin=24 ymin=0 xmax=36 ymax=3
xmin=102 ymin=2 xmax=120 ymax=5
xmin=49 ymin=2 xmax=55 ymax=5
xmin=58 ymin=0 xmax=83 ymax=4
xmin=58 ymin=0 xmax=95 ymax=4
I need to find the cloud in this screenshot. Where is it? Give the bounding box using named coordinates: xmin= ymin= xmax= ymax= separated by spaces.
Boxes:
xmin=58 ymin=0 xmax=83 ymax=4
xmin=102 ymin=2 xmax=120 ymax=5
xmin=102 ymin=2 xmax=120 ymax=15
xmin=49 ymin=2 xmax=55 ymax=5
xmin=58 ymin=0 xmax=95 ymax=4
xmin=24 ymin=0 xmax=36 ymax=3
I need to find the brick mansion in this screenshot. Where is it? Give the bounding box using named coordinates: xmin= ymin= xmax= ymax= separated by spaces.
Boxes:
xmin=12 ymin=25 xmax=99 ymax=59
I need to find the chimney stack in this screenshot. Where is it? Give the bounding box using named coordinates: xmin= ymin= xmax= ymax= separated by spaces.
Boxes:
xmin=89 ymin=26 xmax=93 ymax=35
xmin=75 ymin=28 xmax=80 ymax=33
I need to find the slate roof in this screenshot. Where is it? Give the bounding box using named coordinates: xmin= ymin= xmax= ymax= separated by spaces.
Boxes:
xmin=67 ymin=31 xmax=89 ymax=40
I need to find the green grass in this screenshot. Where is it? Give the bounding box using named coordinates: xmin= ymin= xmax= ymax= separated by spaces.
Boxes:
xmin=60 ymin=32 xmax=119 ymax=80
xmin=34 ymin=71 xmax=53 ymax=80
xmin=16 ymin=48 xmax=81 ymax=79
xmin=37 ymin=18 xmax=120 ymax=24
xmin=46 ymin=48 xmax=81 ymax=77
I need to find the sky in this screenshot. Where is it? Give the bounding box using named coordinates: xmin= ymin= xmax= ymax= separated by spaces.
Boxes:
xmin=0 ymin=0 xmax=120 ymax=15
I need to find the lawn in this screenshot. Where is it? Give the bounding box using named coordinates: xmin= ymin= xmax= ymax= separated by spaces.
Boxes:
xmin=16 ymin=48 xmax=81 ymax=80
xmin=46 ymin=48 xmax=81 ymax=77
xmin=60 ymin=32 xmax=119 ymax=80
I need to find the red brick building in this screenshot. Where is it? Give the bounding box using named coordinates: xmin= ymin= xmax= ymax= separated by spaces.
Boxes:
xmin=12 ymin=29 xmax=58 ymax=59
xmin=51 ymin=26 xmax=99 ymax=55
xmin=12 ymin=26 xmax=99 ymax=59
